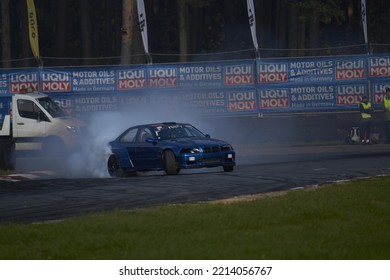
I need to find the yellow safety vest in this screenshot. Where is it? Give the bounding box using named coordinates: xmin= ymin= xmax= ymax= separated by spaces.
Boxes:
xmin=360 ymin=102 xmax=372 ymax=119
xmin=384 ymin=97 xmax=390 ymax=111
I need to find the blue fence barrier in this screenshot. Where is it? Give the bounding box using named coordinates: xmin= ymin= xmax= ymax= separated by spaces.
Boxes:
xmin=2 ymin=54 xmax=390 ymax=118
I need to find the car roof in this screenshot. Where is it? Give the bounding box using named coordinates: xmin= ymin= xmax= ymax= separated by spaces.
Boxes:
xmin=116 ymin=122 xmax=191 ymax=139
xmin=141 ymin=122 xmax=189 ymax=128
xmin=122 ymin=122 xmax=191 ymax=132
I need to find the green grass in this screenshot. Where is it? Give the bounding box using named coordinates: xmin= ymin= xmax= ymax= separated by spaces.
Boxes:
xmin=0 ymin=169 xmax=14 ymax=175
xmin=1 ymin=176 xmax=390 ymax=259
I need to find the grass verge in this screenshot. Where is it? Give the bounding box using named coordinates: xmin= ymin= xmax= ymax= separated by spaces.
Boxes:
xmin=0 ymin=176 xmax=390 ymax=259
xmin=0 ymin=170 xmax=14 ymax=175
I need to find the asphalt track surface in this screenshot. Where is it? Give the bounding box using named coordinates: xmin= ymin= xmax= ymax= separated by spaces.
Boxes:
xmin=1 ymin=143 xmax=390 ymax=224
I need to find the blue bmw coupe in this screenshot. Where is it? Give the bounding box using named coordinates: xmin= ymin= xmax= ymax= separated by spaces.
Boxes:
xmin=107 ymin=122 xmax=235 ymax=176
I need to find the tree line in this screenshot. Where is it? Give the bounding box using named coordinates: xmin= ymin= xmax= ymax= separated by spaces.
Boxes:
xmin=1 ymin=0 xmax=390 ymax=68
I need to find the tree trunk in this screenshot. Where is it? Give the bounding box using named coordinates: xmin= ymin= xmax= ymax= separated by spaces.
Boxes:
xmin=121 ymin=0 xmax=136 ymax=65
xmin=178 ymin=1 xmax=188 ymax=62
xmin=56 ymin=0 xmax=66 ymax=66
xmin=275 ymin=0 xmax=288 ymax=55
xmin=1 ymin=0 xmax=11 ymax=68
xmin=288 ymin=4 xmax=298 ymax=57
xmin=122 ymin=0 xmax=147 ymax=65
xmin=81 ymin=0 xmax=92 ymax=65
xmin=298 ymin=15 xmax=306 ymax=57
xmin=309 ymin=9 xmax=319 ymax=55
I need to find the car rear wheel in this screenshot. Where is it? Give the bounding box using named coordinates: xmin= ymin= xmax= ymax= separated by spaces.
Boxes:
xmin=107 ymin=155 xmax=125 ymax=177
xmin=223 ymin=165 xmax=234 ymax=172
xmin=164 ymin=150 xmax=180 ymax=175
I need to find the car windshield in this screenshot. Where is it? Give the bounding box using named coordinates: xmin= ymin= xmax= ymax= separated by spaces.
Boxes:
xmin=37 ymin=97 xmax=67 ymax=118
xmin=154 ymin=124 xmax=205 ymax=140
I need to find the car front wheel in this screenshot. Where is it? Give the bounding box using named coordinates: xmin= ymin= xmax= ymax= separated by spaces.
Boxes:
xmin=164 ymin=150 xmax=180 ymax=175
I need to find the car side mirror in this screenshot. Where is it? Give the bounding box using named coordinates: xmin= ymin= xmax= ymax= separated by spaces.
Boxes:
xmin=146 ymin=137 xmax=158 ymax=145
xmin=205 ymin=134 xmax=211 ymax=138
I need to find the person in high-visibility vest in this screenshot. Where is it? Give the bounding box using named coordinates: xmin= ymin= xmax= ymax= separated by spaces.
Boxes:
xmin=383 ymin=87 xmax=390 ymax=143
xmin=359 ymin=95 xmax=373 ymax=144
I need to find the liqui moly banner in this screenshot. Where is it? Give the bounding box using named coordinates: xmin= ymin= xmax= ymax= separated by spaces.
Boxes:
xmin=259 ymin=86 xmax=336 ymax=112
xmin=223 ymin=63 xmax=254 ymax=86
xmin=2 ymin=54 xmax=390 ymax=117
xmin=41 ymin=69 xmax=71 ymax=93
xmin=336 ymin=84 xmax=367 ymax=106
xmin=8 ymin=70 xmax=39 ymax=93
xmin=372 ymin=82 xmax=390 ymax=106
xmin=71 ymin=68 xmax=116 ymax=92
xmin=0 ymin=61 xmax=254 ymax=95
xmin=179 ymin=64 xmax=222 ymax=88
xmin=149 ymin=89 xmax=226 ymax=114
xmin=52 ymin=93 xmax=119 ymax=117
xmin=117 ymin=67 xmax=147 ymax=90
xmin=0 ymin=73 xmax=8 ymax=94
xmin=368 ymin=55 xmax=390 ymax=108
xmin=148 ymin=66 xmax=178 ymax=88
xmin=145 ymin=61 xmax=254 ymax=89
xmin=257 ymin=56 xmax=366 ymax=85
xmin=227 ymin=90 xmax=257 ymax=112
xmin=258 ymin=83 xmax=369 ymax=112
xmin=148 ymin=89 xmax=256 ymax=115
xmin=258 ymin=62 xmax=288 ymax=83
xmin=369 ymin=55 xmax=390 ymax=78
xmin=335 ymin=58 xmax=366 ymax=80
xmin=259 ymin=88 xmax=289 ymax=109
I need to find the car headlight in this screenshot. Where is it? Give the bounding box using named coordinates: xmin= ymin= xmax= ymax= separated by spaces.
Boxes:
xmin=66 ymin=125 xmax=79 ymax=133
xmin=221 ymin=145 xmax=233 ymax=151
xmin=180 ymin=147 xmax=201 ymax=154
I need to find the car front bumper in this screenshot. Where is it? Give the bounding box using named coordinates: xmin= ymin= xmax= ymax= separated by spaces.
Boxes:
xmin=177 ymin=152 xmax=235 ymax=169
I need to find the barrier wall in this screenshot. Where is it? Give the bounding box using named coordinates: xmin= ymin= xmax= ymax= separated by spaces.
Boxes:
xmin=1 ymin=54 xmax=390 ymax=118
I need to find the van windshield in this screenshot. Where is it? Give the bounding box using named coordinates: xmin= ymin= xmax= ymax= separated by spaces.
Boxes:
xmin=37 ymin=97 xmax=67 ymax=118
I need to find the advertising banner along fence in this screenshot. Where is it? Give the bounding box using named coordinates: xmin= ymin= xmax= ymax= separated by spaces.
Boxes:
xmin=1 ymin=54 xmax=390 ymax=118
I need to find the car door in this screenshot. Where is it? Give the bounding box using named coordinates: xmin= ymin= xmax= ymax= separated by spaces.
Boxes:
xmin=13 ymin=99 xmax=49 ymax=138
xmin=133 ymin=127 xmax=162 ymax=170
xmin=13 ymin=99 xmax=51 ymax=150
xmin=118 ymin=127 xmax=138 ymax=165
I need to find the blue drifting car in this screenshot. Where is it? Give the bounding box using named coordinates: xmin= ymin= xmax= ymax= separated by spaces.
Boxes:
xmin=107 ymin=122 xmax=235 ymax=176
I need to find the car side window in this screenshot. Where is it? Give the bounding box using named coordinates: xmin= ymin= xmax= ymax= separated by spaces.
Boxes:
xmin=120 ymin=128 xmax=138 ymax=143
xmin=17 ymin=99 xmax=43 ymax=120
xmin=137 ymin=128 xmax=153 ymax=142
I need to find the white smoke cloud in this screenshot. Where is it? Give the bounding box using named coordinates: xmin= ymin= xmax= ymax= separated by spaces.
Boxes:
xmin=61 ymin=101 xmax=211 ymax=178
xmin=15 ymin=96 xmax=284 ymax=178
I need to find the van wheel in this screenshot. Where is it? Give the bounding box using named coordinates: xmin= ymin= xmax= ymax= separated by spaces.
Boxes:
xmin=164 ymin=150 xmax=179 ymax=175
xmin=107 ymin=155 xmax=125 ymax=177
